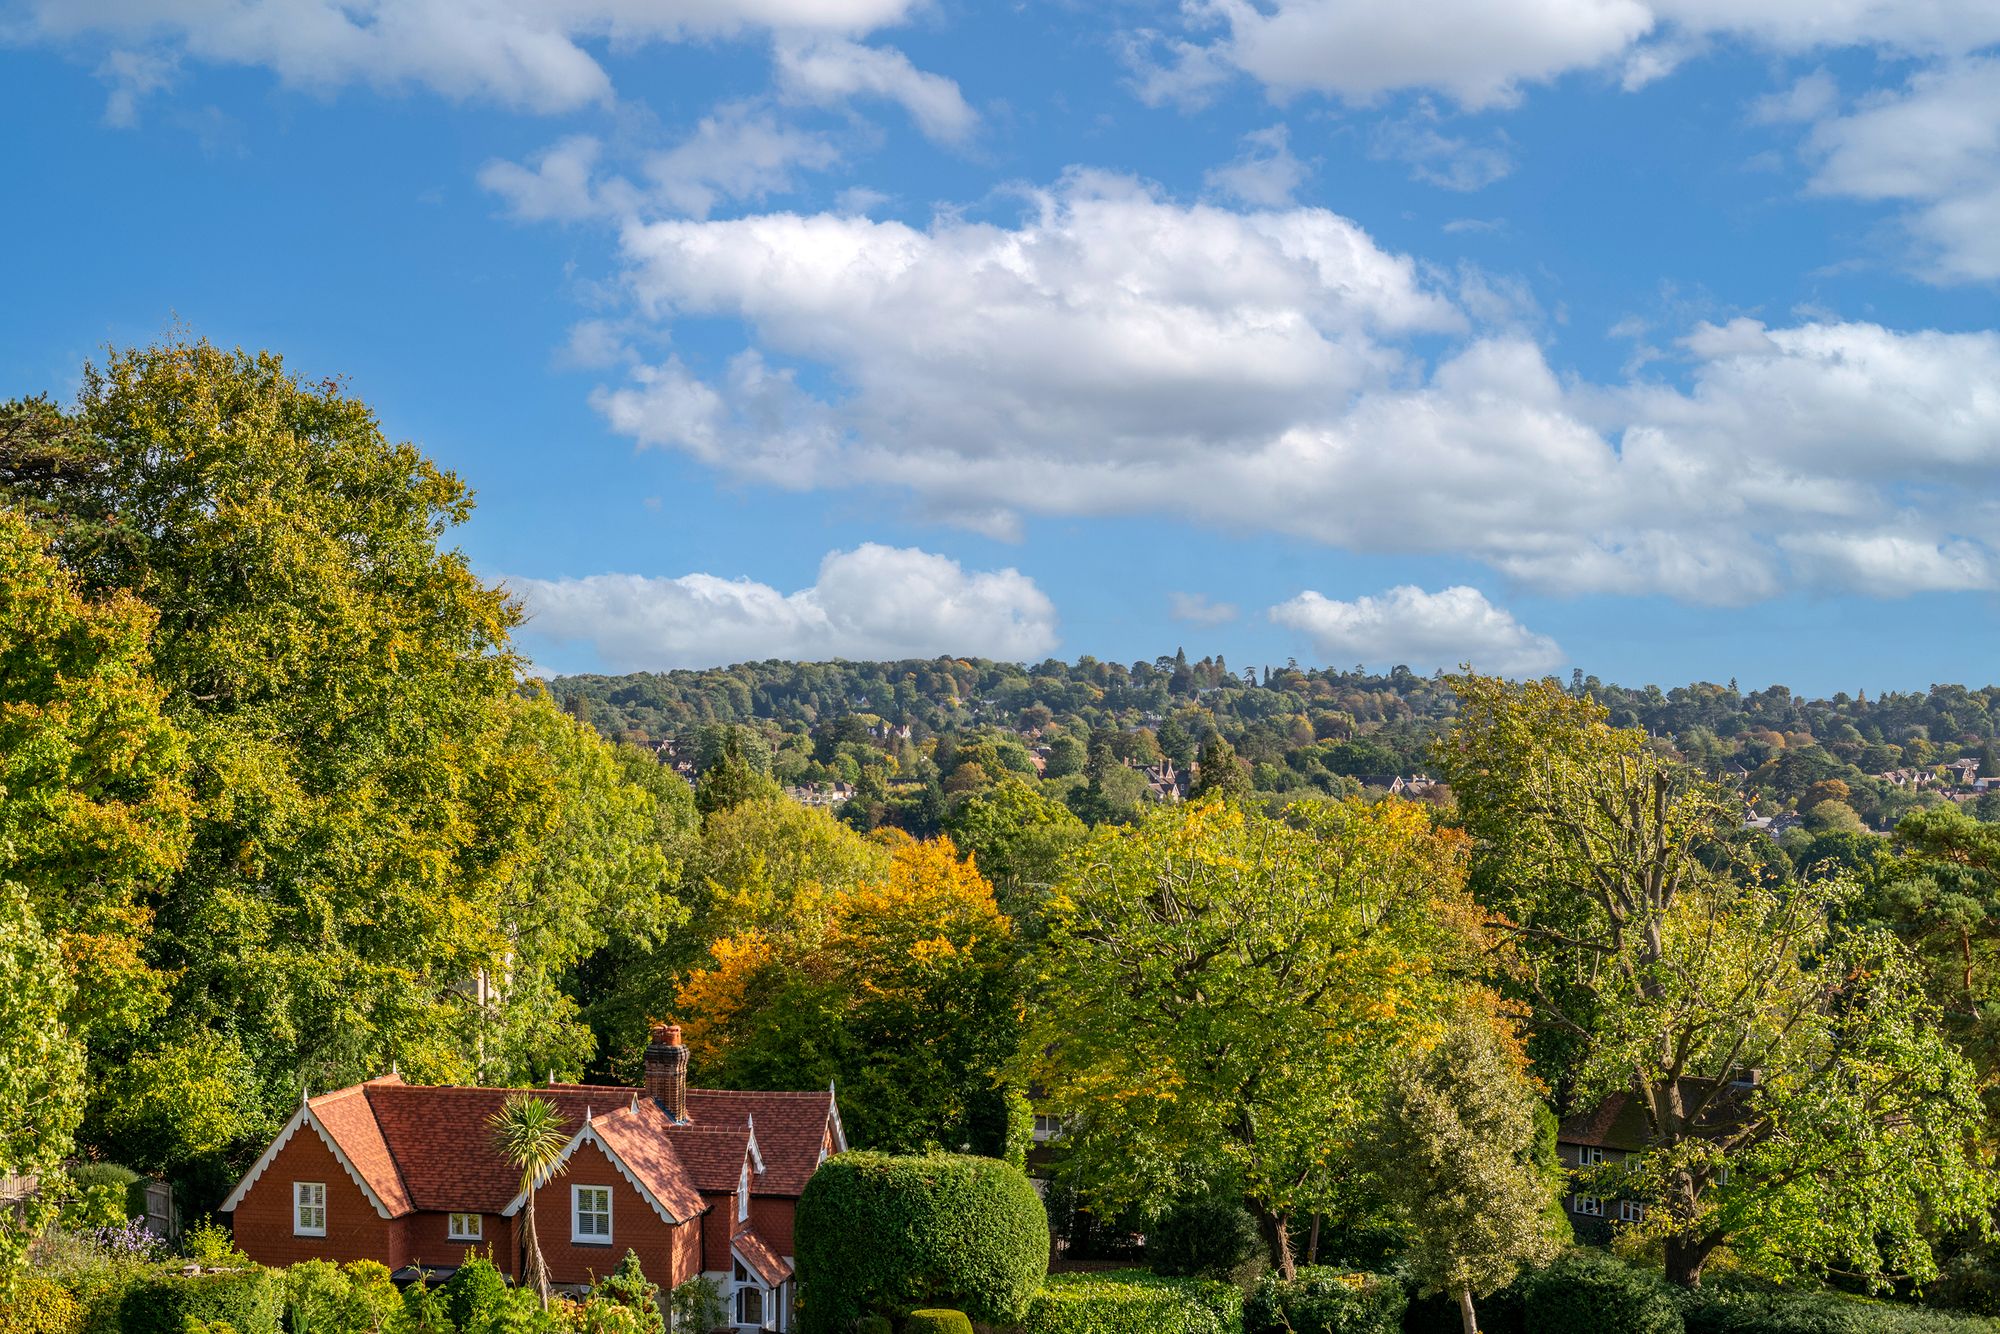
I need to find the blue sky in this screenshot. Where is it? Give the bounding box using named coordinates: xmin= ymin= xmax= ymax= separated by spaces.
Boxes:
xmin=2 ymin=0 xmax=1996 ymax=694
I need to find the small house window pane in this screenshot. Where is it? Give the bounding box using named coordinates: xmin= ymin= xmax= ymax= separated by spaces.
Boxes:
xmin=1620 ymin=1200 xmax=1646 ymax=1223
xmin=1573 ymin=1194 xmax=1603 ymax=1217
xmin=449 ymin=1213 xmax=483 ymax=1241
xmin=737 ymin=1284 xmax=765 ymax=1325
xmin=293 ymin=1182 xmax=326 ymax=1236
xmin=573 ymin=1186 xmax=612 ymax=1242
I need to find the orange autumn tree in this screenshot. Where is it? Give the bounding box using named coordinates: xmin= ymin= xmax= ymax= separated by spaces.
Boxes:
xmin=676 ymin=836 xmax=1021 ymax=1154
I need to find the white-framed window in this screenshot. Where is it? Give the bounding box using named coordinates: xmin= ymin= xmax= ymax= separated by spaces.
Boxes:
xmin=572 ymin=1185 xmax=612 ymax=1243
xmin=293 ymin=1182 xmax=326 ymax=1236
xmin=736 ymin=1271 xmax=766 ymax=1326
xmin=1573 ymin=1194 xmax=1604 ymax=1217
xmin=738 ymin=1163 xmax=751 ymax=1222
xmin=1619 ymin=1199 xmax=1646 ymax=1223
xmin=1578 ymin=1146 xmax=1606 ymax=1166
xmin=1032 ymin=1114 xmax=1065 ymax=1142
xmin=448 ymin=1213 xmax=483 ymax=1241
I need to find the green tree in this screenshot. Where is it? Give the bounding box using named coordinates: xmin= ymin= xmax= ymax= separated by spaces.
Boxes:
xmin=697 ymin=729 xmax=782 ymax=814
xmin=1369 ymin=1005 xmax=1565 ymax=1333
xmin=1190 ymin=736 xmax=1251 ymax=802
xmin=0 ymin=504 xmax=189 ymax=1264
xmin=943 ymin=779 xmax=1086 ymax=914
xmin=1026 ymin=798 xmax=1484 ymax=1277
xmin=1441 ymin=675 xmax=1991 ymax=1289
xmin=488 ymin=1093 xmax=571 ymax=1307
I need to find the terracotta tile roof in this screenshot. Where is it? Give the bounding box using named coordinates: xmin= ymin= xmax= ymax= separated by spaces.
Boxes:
xmin=360 ymin=1081 xmax=611 ymax=1214
xmin=733 ymin=1224 xmax=793 ymax=1286
xmin=663 ymin=1124 xmax=753 ymax=1195
xmin=684 ymin=1090 xmax=837 ymax=1196
xmin=310 ymin=1083 xmax=413 ymax=1216
xmin=591 ymin=1101 xmax=707 ymax=1223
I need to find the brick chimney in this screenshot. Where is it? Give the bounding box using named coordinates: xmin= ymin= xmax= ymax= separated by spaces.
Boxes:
xmin=645 ymin=1022 xmax=689 ymax=1122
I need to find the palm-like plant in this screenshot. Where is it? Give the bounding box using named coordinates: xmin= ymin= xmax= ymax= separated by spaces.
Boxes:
xmin=488 ymin=1093 xmax=571 ymax=1306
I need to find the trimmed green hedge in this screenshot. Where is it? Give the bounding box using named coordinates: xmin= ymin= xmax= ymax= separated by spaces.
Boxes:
xmin=905 ymin=1311 xmax=975 ymax=1334
xmin=116 ymin=1268 xmax=281 ymax=1334
xmin=1682 ymin=1282 xmax=2000 ymax=1333
xmin=1022 ymin=1269 xmax=1241 ymax=1334
xmin=794 ymin=1152 xmax=1048 ymax=1333
xmin=1519 ymin=1252 xmax=1683 ymax=1334
xmin=1243 ymin=1268 xmax=1405 ymax=1334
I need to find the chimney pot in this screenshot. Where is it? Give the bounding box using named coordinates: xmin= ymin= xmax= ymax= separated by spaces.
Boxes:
xmin=644 ymin=1020 xmax=690 ymax=1122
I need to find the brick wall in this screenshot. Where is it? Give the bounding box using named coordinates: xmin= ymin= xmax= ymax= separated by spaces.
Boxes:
xmin=230 ymin=1128 xmax=407 ymax=1269
xmin=403 ymin=1210 xmax=506 ymax=1274
xmin=530 ymin=1140 xmax=694 ymax=1289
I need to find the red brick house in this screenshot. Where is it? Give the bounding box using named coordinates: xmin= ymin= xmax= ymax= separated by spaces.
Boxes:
xmin=220 ymin=1025 xmax=844 ymax=1330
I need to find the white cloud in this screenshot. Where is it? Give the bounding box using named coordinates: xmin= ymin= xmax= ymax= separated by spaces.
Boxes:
xmin=642 ymin=103 xmax=842 ymax=217
xmin=1371 ymin=105 xmax=1514 ymax=191
xmin=774 ymin=37 xmax=977 ymax=144
xmin=1270 ymin=585 xmax=1564 ymax=676
xmin=1801 ymin=58 xmax=2000 ymax=283
xmin=21 ymin=0 xmax=926 ymax=114
xmin=1749 ymin=68 xmax=1837 ymax=124
xmin=479 ymin=135 xmax=618 ymax=222
xmin=97 ymin=49 xmax=178 ymax=126
xmin=583 ymin=174 xmax=2000 ymax=604
xmin=1145 ymin=0 xmax=2000 ymax=110
xmin=1204 ymin=125 xmax=1310 ymax=207
xmin=507 ymin=544 xmax=1058 ymax=671
xmin=1168 ymin=592 xmax=1240 ymax=626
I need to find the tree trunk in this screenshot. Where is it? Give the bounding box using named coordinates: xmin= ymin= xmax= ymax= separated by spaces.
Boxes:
xmin=522 ymin=1196 xmax=551 ymax=1307
xmin=1664 ymin=1233 xmax=1716 ymax=1289
xmin=1458 ymin=1284 xmax=1479 ymax=1334
xmin=1306 ymin=1213 xmax=1321 ymax=1267
xmin=1256 ymin=1206 xmax=1298 ymax=1280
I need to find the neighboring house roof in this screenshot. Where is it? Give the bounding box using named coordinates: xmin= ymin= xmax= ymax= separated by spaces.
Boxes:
xmin=1558 ymin=1079 xmax=1751 ymax=1155
xmin=682 ymin=1089 xmax=844 ymax=1196
xmin=733 ymin=1225 xmax=793 ymax=1286
xmin=222 ymin=1073 xmax=842 ymax=1221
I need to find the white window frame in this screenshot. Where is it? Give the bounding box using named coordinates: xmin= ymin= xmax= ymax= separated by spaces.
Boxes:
xmin=572 ymin=1185 xmax=612 ymax=1244
xmin=293 ymin=1182 xmax=327 ymax=1237
xmin=1619 ymin=1199 xmax=1646 ymax=1223
xmin=448 ymin=1212 xmax=483 ymax=1242
xmin=736 ymin=1278 xmax=766 ymax=1326
xmin=1578 ymin=1146 xmax=1606 ymax=1166
xmin=1032 ymin=1113 xmax=1065 ymax=1142
xmin=1573 ymin=1194 xmax=1604 ymax=1217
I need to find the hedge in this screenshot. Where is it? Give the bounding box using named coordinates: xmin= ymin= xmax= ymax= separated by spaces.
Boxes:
xmin=793 ymin=1152 xmax=1048 ymax=1333
xmin=1243 ymin=1268 xmax=1406 ymax=1334
xmin=905 ymin=1311 xmax=975 ymax=1334
xmin=1022 ymin=1269 xmax=1241 ymax=1334
xmin=116 ymin=1268 xmax=281 ymax=1334
xmin=3 ymin=1274 xmax=86 ymax=1334
xmin=1681 ymin=1282 xmax=2000 ymax=1334
xmin=1519 ymin=1252 xmax=1683 ymax=1334
xmin=1148 ymin=1194 xmax=1262 ymax=1281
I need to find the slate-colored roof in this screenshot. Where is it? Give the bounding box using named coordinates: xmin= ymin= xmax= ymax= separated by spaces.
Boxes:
xmin=733 ymin=1224 xmax=793 ymax=1286
xmin=1557 ymin=1079 xmax=1750 ymax=1154
xmin=684 ymin=1089 xmax=838 ymax=1196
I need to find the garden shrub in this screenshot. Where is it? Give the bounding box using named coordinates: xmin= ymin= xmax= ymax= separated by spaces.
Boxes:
xmin=1244 ymin=1268 xmax=1406 ymax=1334
xmin=1680 ymin=1279 xmax=2000 ymax=1333
xmin=855 ymin=1317 xmax=894 ymax=1334
xmin=1401 ymin=1279 xmax=1526 ymax=1334
xmin=793 ymin=1151 xmax=1048 ymax=1333
xmin=1022 ymin=1269 xmax=1239 ymax=1334
xmin=1519 ymin=1251 xmax=1682 ymax=1334
xmin=116 ymin=1268 xmax=281 ymax=1334
xmin=590 ymin=1251 xmax=665 ymax=1334
xmin=1148 ymin=1192 xmax=1262 ymax=1281
xmin=401 ymin=1277 xmax=456 ymax=1334
xmin=441 ymin=1254 xmax=512 ymax=1332
xmin=2 ymin=1272 xmax=85 ymax=1334
xmin=904 ymin=1312 xmax=975 ymax=1334
xmin=669 ymin=1276 xmax=725 ymax=1334
xmin=65 ymin=1165 xmax=144 ymax=1229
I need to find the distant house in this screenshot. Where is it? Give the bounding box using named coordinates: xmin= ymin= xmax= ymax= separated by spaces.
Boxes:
xmin=220 ymin=1025 xmax=844 ymax=1330
xmin=1556 ymin=1076 xmax=1755 ymax=1233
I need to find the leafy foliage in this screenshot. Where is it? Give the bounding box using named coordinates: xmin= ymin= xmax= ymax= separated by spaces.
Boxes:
xmin=116 ymin=1268 xmax=282 ymax=1334
xmin=1026 ymin=797 xmax=1483 ymax=1274
xmin=904 ymin=1311 xmax=975 ymax=1334
xmin=792 ymin=1151 xmax=1048 ymax=1333
xmin=1023 ymin=1270 xmax=1240 ymax=1334
xmin=1242 ymin=1268 xmax=1408 ymax=1334
xmin=1519 ymin=1251 xmax=1684 ymax=1334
